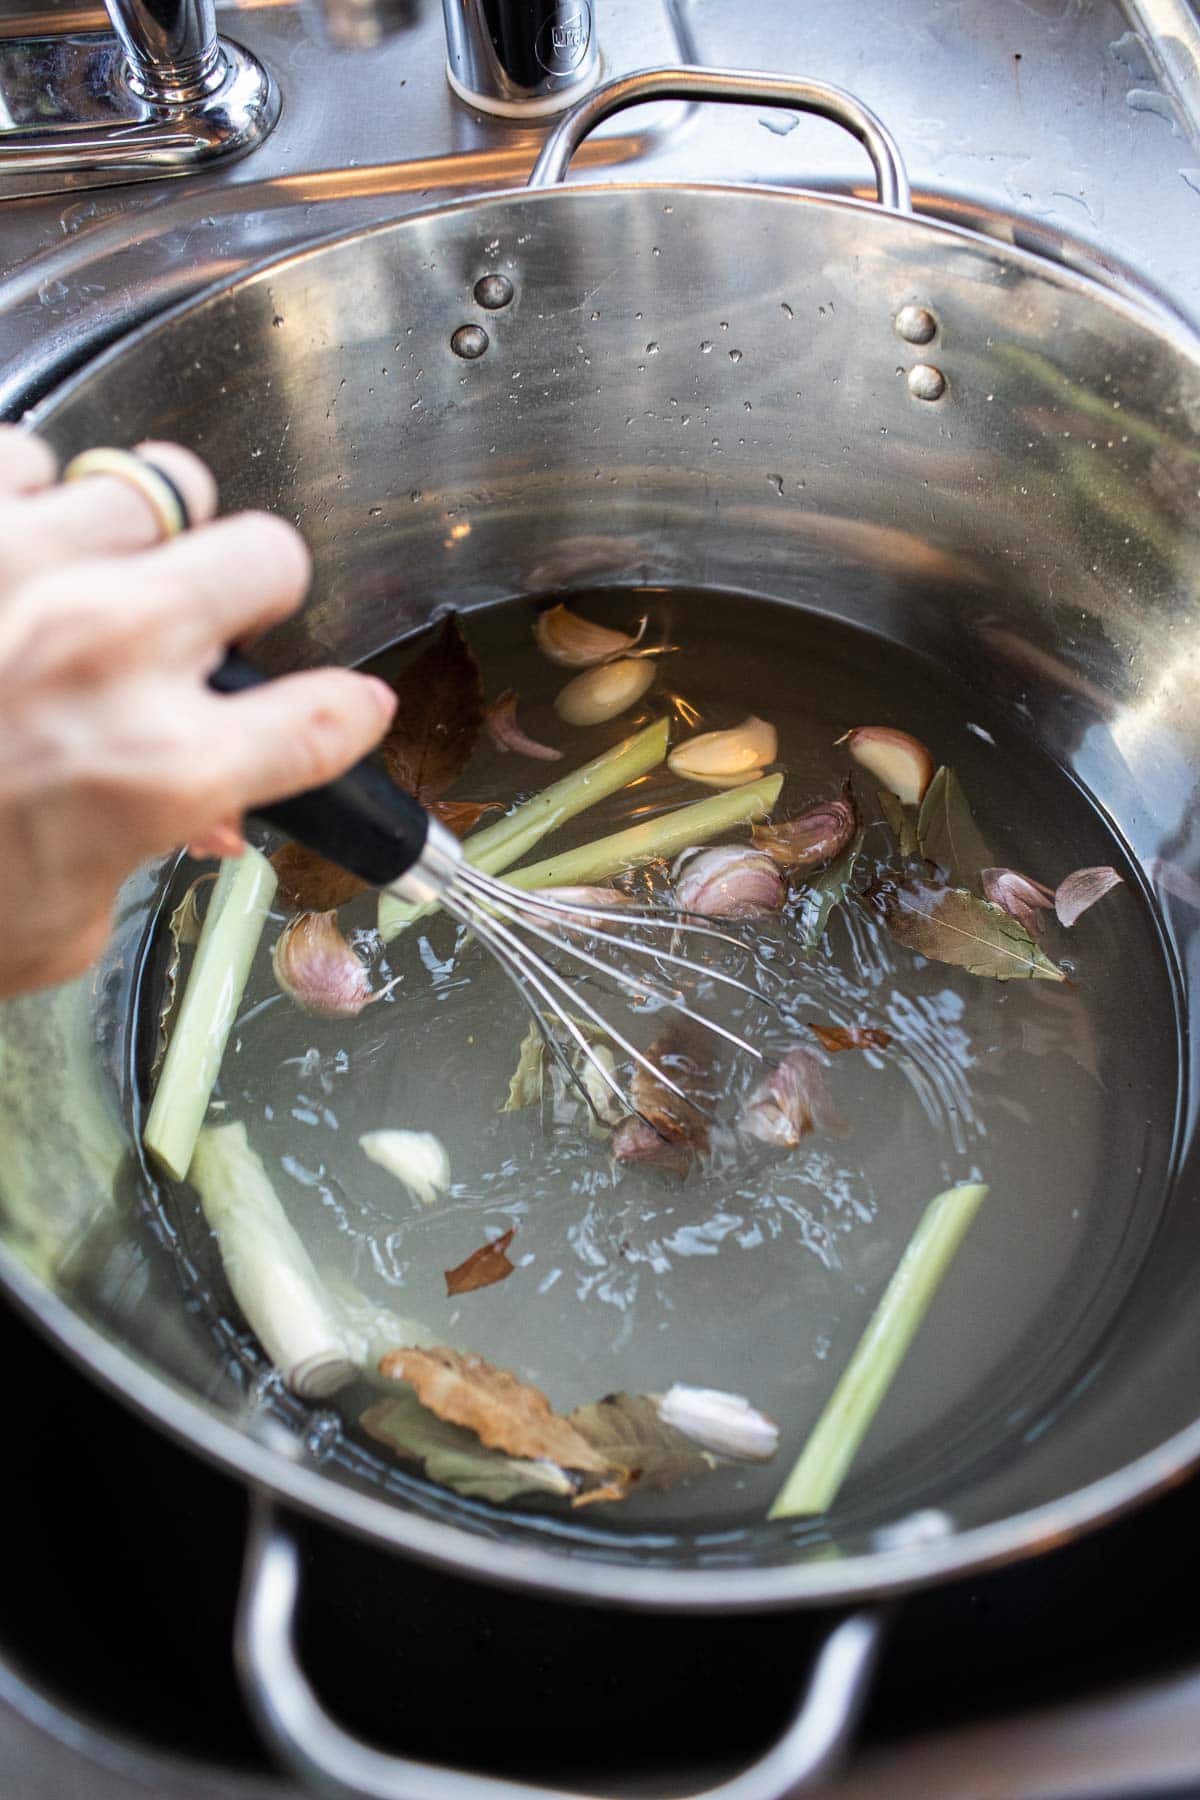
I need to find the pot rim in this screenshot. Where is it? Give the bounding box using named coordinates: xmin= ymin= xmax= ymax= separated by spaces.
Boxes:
xmin=16 ymin=177 xmax=1200 ymax=1612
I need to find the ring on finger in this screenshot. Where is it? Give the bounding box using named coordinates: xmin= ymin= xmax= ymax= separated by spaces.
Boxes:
xmin=61 ymin=446 xmax=193 ymax=543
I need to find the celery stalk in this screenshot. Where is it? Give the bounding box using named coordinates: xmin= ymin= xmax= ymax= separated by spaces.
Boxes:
xmin=768 ymin=1182 xmax=989 ymax=1519
xmin=500 ymin=772 xmax=783 ymax=891
xmin=379 ymin=716 xmax=670 ymax=941
xmin=143 ymin=848 xmax=277 ymax=1182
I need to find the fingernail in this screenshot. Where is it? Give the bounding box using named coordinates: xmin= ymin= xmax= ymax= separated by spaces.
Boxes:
xmin=365 ymin=675 xmax=398 ymax=723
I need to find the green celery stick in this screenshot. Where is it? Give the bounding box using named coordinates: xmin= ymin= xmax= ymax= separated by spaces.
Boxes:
xmin=499 ymin=773 xmax=783 ymax=892
xmin=143 ymin=848 xmax=277 ymax=1181
xmin=379 ymin=716 xmax=670 ymax=941
xmin=769 ymin=1182 xmax=989 ymax=1519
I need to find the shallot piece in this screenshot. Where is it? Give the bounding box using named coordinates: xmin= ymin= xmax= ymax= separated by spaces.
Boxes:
xmin=668 ymin=715 xmax=777 ymax=783
xmin=981 ymin=867 xmax=1056 ymax=936
xmin=739 ymin=1049 xmax=848 ymax=1148
xmin=836 ymin=726 xmax=935 ymax=806
xmin=533 ymin=603 xmax=648 ymax=668
xmin=751 ymin=789 xmax=859 ymax=870
xmin=484 ymin=689 xmax=563 ymax=760
xmin=672 ymin=845 xmax=785 ymax=918
xmin=656 ymin=1384 xmax=780 ymax=1462
xmin=1055 ymin=865 xmax=1123 ymax=927
xmin=360 ymin=1130 xmax=451 ymax=1207
xmin=555 ymin=657 xmax=657 ymax=726
xmin=272 ymin=911 xmax=383 ymax=1018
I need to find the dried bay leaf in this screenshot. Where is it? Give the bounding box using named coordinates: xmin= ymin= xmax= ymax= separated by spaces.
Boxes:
xmin=270 ymin=843 xmax=370 ymax=913
xmin=431 ymin=798 xmax=503 ymax=837
xmin=917 ymin=766 xmax=991 ymax=889
xmin=445 ymin=1227 xmax=516 ymax=1297
xmin=381 ymin=611 xmax=485 ymax=801
xmin=360 ymin=1392 xmax=578 ymax=1505
xmin=877 ymin=788 xmax=919 ymax=858
xmin=567 ymin=1392 xmax=715 ymax=1498
xmin=796 ymin=827 xmax=865 ymax=952
xmin=378 ymin=1345 xmax=611 ymax=1474
xmin=874 ymin=880 xmax=1067 ymax=982
xmin=808 ymin=1022 xmax=892 ymax=1053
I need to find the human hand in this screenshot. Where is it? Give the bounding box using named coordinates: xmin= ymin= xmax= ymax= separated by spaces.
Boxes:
xmin=0 ymin=427 xmax=397 ymax=998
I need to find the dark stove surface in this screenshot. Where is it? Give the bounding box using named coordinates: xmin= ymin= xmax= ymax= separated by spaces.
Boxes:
xmin=7 ymin=1292 xmax=1200 ymax=1798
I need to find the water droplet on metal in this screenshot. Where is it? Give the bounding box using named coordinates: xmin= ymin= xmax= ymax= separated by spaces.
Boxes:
xmin=729 ymin=348 xmax=743 ymax=363
xmin=700 ymin=340 xmax=713 ymax=354
xmin=646 ymin=342 xmax=659 ymax=355
xmin=766 ymin=473 xmax=784 ymax=496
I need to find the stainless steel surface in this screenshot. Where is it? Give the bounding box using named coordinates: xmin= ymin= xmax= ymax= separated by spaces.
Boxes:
xmin=527 ymin=63 xmax=911 ymax=209
xmin=442 ymin=0 xmax=599 ymax=117
xmin=9 ymin=137 xmax=1200 ymax=1604
xmin=0 ymin=4 xmax=279 ymax=198
xmin=236 ymin=1500 xmax=883 ymax=1800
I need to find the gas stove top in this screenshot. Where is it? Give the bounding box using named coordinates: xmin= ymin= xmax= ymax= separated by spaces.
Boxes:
xmin=3 ymin=0 xmax=1200 ymax=1793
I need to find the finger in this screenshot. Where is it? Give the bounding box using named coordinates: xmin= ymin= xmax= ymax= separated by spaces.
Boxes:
xmin=13 ymin=511 xmax=314 ymax=676
xmin=0 ymin=441 xmax=218 ymax=587
xmin=209 ymin=668 xmax=398 ymax=813
xmin=187 ymin=819 xmax=247 ymax=859
xmin=0 ymin=425 xmax=57 ymax=497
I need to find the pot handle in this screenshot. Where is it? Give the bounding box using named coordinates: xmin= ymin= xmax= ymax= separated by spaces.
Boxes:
xmin=236 ymin=1496 xmax=886 ymax=1800
xmin=527 ymin=67 xmax=912 ymax=213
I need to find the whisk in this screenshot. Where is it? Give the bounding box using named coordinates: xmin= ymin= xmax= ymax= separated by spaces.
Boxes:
xmin=212 ymin=652 xmax=780 ymax=1128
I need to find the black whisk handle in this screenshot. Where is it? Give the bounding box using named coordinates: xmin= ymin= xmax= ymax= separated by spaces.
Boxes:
xmin=208 ymin=651 xmax=429 ymax=887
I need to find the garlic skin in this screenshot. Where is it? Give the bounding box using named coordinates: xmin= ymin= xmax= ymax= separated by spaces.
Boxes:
xmin=272 ymin=911 xmax=376 ymax=1018
xmin=534 ymin=603 xmax=647 ymax=668
xmin=836 ymin=726 xmax=934 ymax=805
xmin=672 ymin=845 xmax=784 ymax=918
xmin=1055 ymin=865 xmax=1123 ymax=927
xmin=360 ymin=1130 xmax=451 ymax=1207
xmin=668 ymin=715 xmax=777 ymax=782
xmin=752 ymin=791 xmax=858 ymax=870
xmin=740 ymin=1049 xmax=848 ymax=1148
xmin=484 ymin=689 xmax=563 ymax=760
xmin=555 ymin=657 xmax=656 ymax=726
xmin=657 ymin=1384 xmax=780 ymax=1461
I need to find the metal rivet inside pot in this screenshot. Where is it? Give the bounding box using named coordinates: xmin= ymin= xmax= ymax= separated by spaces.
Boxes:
xmin=895 ymin=304 xmax=937 ymax=345
xmin=474 ymin=273 xmax=514 ymax=310
xmin=450 ymin=324 xmax=489 ymax=359
xmin=907 ymin=363 xmax=946 ymax=401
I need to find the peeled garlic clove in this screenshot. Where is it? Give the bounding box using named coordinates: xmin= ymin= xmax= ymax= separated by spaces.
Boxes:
xmin=677 ymin=768 xmax=767 ymax=790
xmin=484 ymin=689 xmax=563 ymax=760
xmin=360 ymin=1130 xmax=450 ymax=1207
xmin=533 ymin=603 xmax=647 ymax=668
xmin=554 ymin=657 xmax=656 ymax=726
xmin=836 ymin=726 xmax=934 ymax=806
xmin=981 ymin=866 xmax=1056 ymax=935
xmin=752 ymin=790 xmax=858 ymax=870
xmin=668 ymin=715 xmax=777 ymax=781
xmin=672 ymin=845 xmax=784 ymax=918
xmin=656 ymin=1384 xmax=779 ymax=1461
xmin=272 ymin=911 xmax=375 ymax=1017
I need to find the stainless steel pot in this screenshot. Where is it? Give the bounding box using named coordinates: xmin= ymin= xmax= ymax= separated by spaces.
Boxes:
xmin=5 ymin=67 xmax=1200 ymax=1799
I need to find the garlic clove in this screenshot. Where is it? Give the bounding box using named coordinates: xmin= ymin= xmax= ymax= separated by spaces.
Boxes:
xmin=677 ymin=768 xmax=767 ymax=790
xmin=981 ymin=866 xmax=1056 ymax=935
xmin=360 ymin=1129 xmax=451 ymax=1207
xmin=533 ymin=603 xmax=648 ymax=668
xmin=751 ymin=790 xmax=858 ymax=870
xmin=611 ymin=1114 xmax=694 ymax=1178
xmin=534 ymin=885 xmax=633 ymax=910
xmin=672 ymin=845 xmax=785 ymax=918
xmin=554 ymin=657 xmax=656 ymax=726
xmin=835 ymin=726 xmax=934 ymax=805
xmin=656 ymin=1384 xmax=779 ymax=1461
xmin=740 ymin=1048 xmax=848 ymax=1148
xmin=272 ymin=911 xmax=377 ymax=1018
xmin=667 ymin=715 xmax=777 ymax=782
